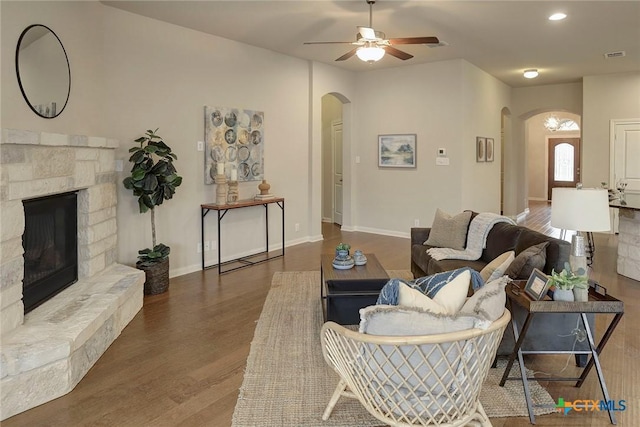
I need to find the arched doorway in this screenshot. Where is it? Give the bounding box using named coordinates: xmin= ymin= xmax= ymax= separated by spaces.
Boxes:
xmin=321 ymin=93 xmax=351 ymax=231
xmin=525 ymin=111 xmax=581 ymax=202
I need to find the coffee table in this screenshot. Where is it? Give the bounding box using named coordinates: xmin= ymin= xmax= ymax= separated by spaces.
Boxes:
xmin=320 ymin=253 xmax=390 ymax=325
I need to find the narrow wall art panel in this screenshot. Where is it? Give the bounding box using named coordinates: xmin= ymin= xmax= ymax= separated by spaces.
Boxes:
xmin=204 ymin=106 xmax=264 ymax=184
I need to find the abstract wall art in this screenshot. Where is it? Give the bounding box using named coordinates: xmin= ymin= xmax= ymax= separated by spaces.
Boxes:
xmin=204 ymin=106 xmax=264 ymax=184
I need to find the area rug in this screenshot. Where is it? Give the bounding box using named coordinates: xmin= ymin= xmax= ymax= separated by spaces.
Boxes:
xmin=231 ymin=271 xmax=556 ymax=426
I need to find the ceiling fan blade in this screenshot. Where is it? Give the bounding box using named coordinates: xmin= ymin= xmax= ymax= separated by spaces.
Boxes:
xmin=384 ymin=46 xmax=413 ymax=60
xmin=304 ymin=41 xmax=354 ymax=45
xmin=388 ymin=36 xmax=440 ymax=45
xmin=336 ymin=48 xmax=359 ymax=61
xmin=358 ymin=26 xmax=377 ymax=40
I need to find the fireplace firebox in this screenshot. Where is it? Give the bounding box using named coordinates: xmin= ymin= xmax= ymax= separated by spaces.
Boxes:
xmin=22 ymin=192 xmax=78 ymax=313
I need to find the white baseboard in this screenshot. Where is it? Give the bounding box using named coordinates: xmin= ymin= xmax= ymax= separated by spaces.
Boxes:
xmin=352 ymin=225 xmax=410 ymax=239
xmin=170 ymin=237 xmax=313 ymax=278
xmin=528 ymin=197 xmax=548 ymax=202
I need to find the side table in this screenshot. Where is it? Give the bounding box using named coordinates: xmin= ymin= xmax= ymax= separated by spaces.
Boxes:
xmin=499 ymin=281 xmax=624 ymax=424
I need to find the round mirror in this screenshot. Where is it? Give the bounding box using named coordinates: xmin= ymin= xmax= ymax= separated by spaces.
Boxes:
xmin=15 ymin=25 xmax=70 ymax=119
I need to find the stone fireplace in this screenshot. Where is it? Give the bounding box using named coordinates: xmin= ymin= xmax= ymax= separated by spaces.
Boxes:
xmin=0 ymin=129 xmax=144 ymax=420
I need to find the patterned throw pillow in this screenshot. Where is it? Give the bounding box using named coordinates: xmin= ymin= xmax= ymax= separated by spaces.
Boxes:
xmin=377 ymin=267 xmax=484 ymax=306
xmin=424 ymin=209 xmax=472 ymax=250
xmin=480 ymin=251 xmax=515 ymax=282
xmin=505 ymin=242 xmax=549 ymax=279
xmin=398 ymin=270 xmax=471 ymax=314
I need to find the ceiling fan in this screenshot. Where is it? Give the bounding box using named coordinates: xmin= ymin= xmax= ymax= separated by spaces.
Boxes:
xmin=304 ymin=0 xmax=440 ymax=63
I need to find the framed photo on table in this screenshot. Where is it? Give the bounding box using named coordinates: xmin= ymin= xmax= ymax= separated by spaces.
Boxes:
xmin=524 ymin=268 xmax=551 ymax=300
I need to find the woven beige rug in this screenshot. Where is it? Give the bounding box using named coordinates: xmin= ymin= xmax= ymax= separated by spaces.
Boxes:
xmin=232 ymin=271 xmax=556 ymax=426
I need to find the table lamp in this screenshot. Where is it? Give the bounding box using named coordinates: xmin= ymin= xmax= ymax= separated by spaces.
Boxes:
xmin=550 ymin=187 xmax=611 ymax=273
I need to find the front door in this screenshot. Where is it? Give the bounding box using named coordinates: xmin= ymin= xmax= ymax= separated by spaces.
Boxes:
xmin=548 ymin=137 xmax=581 ymax=200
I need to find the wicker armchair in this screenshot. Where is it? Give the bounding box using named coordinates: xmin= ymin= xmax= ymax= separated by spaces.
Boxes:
xmin=321 ymin=310 xmax=511 ymax=426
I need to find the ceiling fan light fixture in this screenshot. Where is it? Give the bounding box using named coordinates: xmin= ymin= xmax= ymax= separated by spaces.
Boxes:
xmin=356 ymin=45 xmax=385 ymax=63
xmin=549 ymin=13 xmax=567 ymax=21
xmin=523 ymin=69 xmax=539 ymax=79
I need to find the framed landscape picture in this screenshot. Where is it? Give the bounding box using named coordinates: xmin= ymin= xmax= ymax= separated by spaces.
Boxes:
xmin=378 ymin=134 xmax=416 ymax=168
xmin=476 ymin=137 xmax=486 ymax=162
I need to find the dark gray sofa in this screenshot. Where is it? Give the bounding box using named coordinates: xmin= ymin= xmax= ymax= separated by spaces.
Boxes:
xmin=410 ymin=215 xmax=592 ymax=365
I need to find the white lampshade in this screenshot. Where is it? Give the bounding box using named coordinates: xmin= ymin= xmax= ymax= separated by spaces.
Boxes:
xmin=356 ymin=46 xmax=385 ymax=62
xmin=550 ymin=187 xmax=611 ymax=232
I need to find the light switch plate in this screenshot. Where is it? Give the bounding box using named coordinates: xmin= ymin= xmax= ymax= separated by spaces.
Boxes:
xmin=197 ymin=141 xmax=204 ymax=151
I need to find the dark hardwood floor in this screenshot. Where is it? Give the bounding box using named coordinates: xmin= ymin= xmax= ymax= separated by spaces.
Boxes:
xmin=4 ymin=201 xmax=638 ymax=426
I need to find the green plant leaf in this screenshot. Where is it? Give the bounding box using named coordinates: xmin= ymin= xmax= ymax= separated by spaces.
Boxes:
xmin=131 ymin=168 xmax=146 ymax=181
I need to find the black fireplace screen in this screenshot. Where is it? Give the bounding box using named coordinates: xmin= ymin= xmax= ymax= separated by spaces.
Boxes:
xmin=22 ymin=192 xmax=78 ymax=313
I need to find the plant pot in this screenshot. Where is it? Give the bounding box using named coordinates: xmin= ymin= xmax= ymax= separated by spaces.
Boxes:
xmin=573 ymin=287 xmax=589 ymax=302
xmin=553 ymin=288 xmax=574 ymax=302
xmin=137 ymin=257 xmax=169 ymax=295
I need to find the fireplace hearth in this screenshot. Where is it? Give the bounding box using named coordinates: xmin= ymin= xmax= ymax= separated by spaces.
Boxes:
xmin=1 ymin=129 xmax=144 ymax=421
xmin=22 ymin=191 xmax=78 ymax=313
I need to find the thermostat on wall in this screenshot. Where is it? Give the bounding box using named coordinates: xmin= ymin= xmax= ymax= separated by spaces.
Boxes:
xmin=437 ymin=148 xmax=446 ymax=157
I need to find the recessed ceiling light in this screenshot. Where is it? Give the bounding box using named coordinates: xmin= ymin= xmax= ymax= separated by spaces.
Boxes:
xmin=549 ymin=13 xmax=567 ymax=21
xmin=523 ymin=69 xmax=539 ymax=79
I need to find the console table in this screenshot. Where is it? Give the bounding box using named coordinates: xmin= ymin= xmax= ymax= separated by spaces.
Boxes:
xmin=500 ymin=281 xmax=624 ymax=424
xmin=201 ymin=197 xmax=284 ymax=274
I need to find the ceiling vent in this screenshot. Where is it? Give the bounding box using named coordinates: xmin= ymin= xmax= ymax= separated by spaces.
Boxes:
xmin=604 ymin=51 xmax=626 ymax=59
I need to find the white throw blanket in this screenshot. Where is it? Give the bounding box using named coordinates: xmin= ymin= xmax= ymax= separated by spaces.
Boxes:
xmin=427 ymin=213 xmax=516 ymax=261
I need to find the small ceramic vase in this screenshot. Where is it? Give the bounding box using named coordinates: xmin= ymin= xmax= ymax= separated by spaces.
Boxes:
xmin=258 ymin=179 xmax=271 ymax=195
xmin=332 ymin=250 xmax=354 ymax=270
xmin=353 ymin=250 xmax=367 ymax=266
xmin=553 ymin=288 xmax=575 ymax=302
xmin=573 ymin=287 xmax=589 ymax=302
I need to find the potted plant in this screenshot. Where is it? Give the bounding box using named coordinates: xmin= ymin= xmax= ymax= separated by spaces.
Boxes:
xmin=123 ymin=129 xmax=182 ymax=295
xmin=548 ymin=262 xmax=589 ymax=302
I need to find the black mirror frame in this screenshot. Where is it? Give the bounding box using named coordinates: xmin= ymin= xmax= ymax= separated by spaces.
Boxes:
xmin=15 ymin=24 xmax=71 ymax=119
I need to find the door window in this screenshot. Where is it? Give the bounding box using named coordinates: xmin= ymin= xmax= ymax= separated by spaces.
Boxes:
xmin=554 ymin=143 xmax=575 ymax=182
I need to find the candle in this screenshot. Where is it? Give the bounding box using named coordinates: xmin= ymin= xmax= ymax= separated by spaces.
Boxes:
xmin=230 ymin=169 xmax=237 ymax=181
xmin=217 ymin=162 xmax=224 ymax=175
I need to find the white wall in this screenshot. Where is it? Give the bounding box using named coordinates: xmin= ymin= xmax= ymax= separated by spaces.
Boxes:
xmin=352 ymin=59 xmax=510 ymax=235
xmin=461 ymin=61 xmax=512 ymax=213
xmin=1 ymin=1 xmax=106 ymax=135
xmin=583 ymin=72 xmax=640 ymax=188
xmin=101 ymin=7 xmax=312 ymax=276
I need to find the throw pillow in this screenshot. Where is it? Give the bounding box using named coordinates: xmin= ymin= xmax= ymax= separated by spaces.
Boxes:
xmin=432 ymin=269 xmax=471 ymax=314
xmin=480 ymin=251 xmax=515 ymax=282
xmin=359 ymin=304 xmax=482 ymax=335
xmin=377 ymin=268 xmax=483 ymax=305
xmin=397 ymin=283 xmax=448 ymax=314
xmin=505 ymin=242 xmax=549 ymax=279
xmin=459 ymin=276 xmax=509 ymax=322
xmin=424 ymin=209 xmax=472 ymax=250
